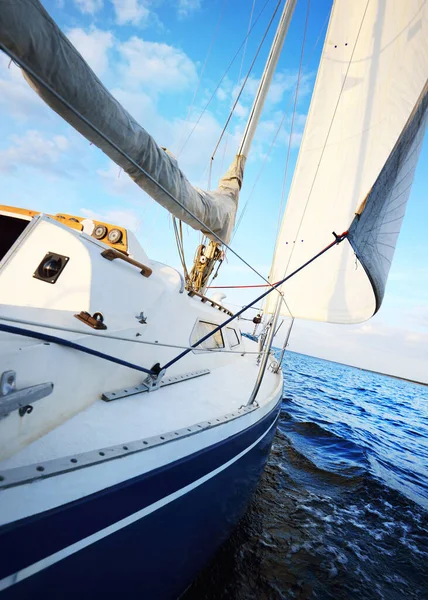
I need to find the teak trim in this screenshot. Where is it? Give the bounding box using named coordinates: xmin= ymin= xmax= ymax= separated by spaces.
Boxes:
xmin=101 ymin=249 xmax=152 ymax=277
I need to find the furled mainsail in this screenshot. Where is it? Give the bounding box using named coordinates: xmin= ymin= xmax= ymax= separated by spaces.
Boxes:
xmin=0 ymin=0 xmax=244 ymax=244
xmin=266 ymin=0 xmax=428 ymax=323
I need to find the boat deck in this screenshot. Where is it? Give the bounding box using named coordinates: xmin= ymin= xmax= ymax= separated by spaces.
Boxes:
xmin=0 ymin=340 xmax=282 ymax=470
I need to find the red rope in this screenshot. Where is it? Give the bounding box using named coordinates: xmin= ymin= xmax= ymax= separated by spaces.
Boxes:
xmin=207 ymin=282 xmax=279 ymax=289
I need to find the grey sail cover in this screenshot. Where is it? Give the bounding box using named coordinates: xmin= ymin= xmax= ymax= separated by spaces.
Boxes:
xmin=0 ymin=0 xmax=244 ymax=244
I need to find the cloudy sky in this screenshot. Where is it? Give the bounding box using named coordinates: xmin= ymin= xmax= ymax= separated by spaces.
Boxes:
xmin=0 ymin=0 xmax=427 ymax=383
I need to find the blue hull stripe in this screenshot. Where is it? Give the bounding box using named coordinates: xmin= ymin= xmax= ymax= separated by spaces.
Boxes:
xmin=0 ymin=414 xmax=279 ymax=596
xmin=0 ymin=399 xmax=281 ymax=581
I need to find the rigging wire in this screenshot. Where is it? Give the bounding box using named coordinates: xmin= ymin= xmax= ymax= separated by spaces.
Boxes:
xmin=176 ymin=0 xmax=273 ymax=157
xmin=173 ymin=216 xmax=190 ymax=285
xmin=202 ymin=0 xmax=258 ymax=292
xmin=0 ymin=316 xmax=266 ymax=356
xmin=274 ymin=0 xmax=370 ymax=285
xmin=161 ymin=231 xmax=349 ymax=371
xmin=274 ymin=0 xmax=311 ymax=242
xmin=200 ymin=0 xmax=256 ymax=290
xmin=231 ymin=1 xmax=329 ymax=242
xmin=174 ymin=0 xmax=280 ymax=292
xmin=174 ymin=0 xmax=228 ymax=156
xmin=238 ymin=0 xmax=257 ymax=84
xmin=261 ymin=0 xmax=310 ymax=319
xmin=0 ymin=232 xmax=348 ymax=376
xmin=210 ymin=0 xmax=282 ymax=161
xmin=0 ymin=42 xmax=281 ymax=294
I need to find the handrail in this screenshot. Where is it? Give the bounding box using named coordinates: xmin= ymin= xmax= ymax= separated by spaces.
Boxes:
xmin=101 ymin=249 xmax=152 ymax=277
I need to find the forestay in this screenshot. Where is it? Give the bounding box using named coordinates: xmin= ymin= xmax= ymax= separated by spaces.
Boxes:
xmin=267 ymin=0 xmax=428 ymax=323
xmin=0 ymin=0 xmax=244 ymax=244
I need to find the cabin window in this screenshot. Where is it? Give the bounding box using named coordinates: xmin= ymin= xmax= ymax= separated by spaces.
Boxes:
xmin=191 ymin=320 xmax=224 ymax=351
xmin=226 ymin=327 xmax=240 ymax=348
xmin=0 ymin=215 xmax=30 ymax=262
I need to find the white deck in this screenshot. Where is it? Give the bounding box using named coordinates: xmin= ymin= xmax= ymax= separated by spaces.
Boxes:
xmin=0 ymin=343 xmax=281 ymax=470
xmin=0 ymin=210 xmax=283 ymax=499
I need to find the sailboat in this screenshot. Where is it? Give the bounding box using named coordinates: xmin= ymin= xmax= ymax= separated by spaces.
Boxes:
xmin=0 ymin=0 xmax=426 ymax=598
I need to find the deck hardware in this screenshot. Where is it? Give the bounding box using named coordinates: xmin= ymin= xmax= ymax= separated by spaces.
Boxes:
xmin=101 ymin=248 xmax=153 ymax=278
xmin=101 ymin=368 xmax=210 ymax=401
xmin=0 ymin=370 xmax=53 ymax=419
xmin=18 ymin=405 xmax=33 ymax=417
xmin=74 ymin=311 xmax=107 ymax=330
xmin=33 ymin=252 xmax=69 ymax=284
xmin=93 ymin=224 xmax=107 ymax=240
xmin=136 ymin=312 xmax=147 ymax=324
xmin=268 ymin=360 xmax=279 ymax=372
xmin=107 ymin=228 xmax=123 ymax=244
xmin=140 ymin=363 xmax=166 ymax=393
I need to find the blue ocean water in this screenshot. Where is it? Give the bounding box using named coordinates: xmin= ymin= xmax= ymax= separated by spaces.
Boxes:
xmin=185 ymin=352 xmax=428 ymax=599
xmin=279 ymin=351 xmax=428 ymax=510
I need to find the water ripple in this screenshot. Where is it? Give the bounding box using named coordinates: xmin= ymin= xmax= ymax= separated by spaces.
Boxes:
xmin=184 ymin=352 xmax=428 ymax=599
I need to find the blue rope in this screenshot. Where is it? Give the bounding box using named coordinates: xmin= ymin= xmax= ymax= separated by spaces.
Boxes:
xmin=0 ymin=233 xmax=348 ymax=378
xmin=0 ymin=323 xmax=154 ymax=376
xmin=161 ymin=231 xmax=349 ymax=371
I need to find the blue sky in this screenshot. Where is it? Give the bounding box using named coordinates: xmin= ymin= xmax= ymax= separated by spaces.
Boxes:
xmin=0 ymin=0 xmax=427 ymax=382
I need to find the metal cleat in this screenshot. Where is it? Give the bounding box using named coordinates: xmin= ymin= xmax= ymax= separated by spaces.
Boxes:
xmin=0 ymin=370 xmax=54 ymax=419
xmin=141 ymin=368 xmax=166 ymax=392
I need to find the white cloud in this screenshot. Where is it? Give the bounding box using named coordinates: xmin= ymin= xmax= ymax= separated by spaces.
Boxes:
xmin=286 ymin=317 xmax=428 ymax=384
xmin=408 ymin=305 xmax=428 ymax=328
xmin=216 ymin=88 xmax=227 ymax=102
xmin=0 ymin=130 xmax=69 ymax=174
xmin=66 ymin=27 xmax=114 ymax=76
xmin=111 ymin=0 xmax=150 ymax=25
xmin=97 ymin=161 xmax=148 ymax=196
xmin=231 ymin=70 xmax=313 ymax=111
xmin=268 ymin=71 xmax=312 ymax=104
xmin=0 ymin=55 xmax=51 ymax=122
xmin=118 ymin=37 xmax=197 ymax=92
xmin=74 ymin=0 xmax=103 ymax=15
xmin=234 ymin=102 xmax=248 ymax=120
xmin=177 ymin=0 xmax=201 ymax=19
xmin=80 ymin=206 xmax=141 ymax=230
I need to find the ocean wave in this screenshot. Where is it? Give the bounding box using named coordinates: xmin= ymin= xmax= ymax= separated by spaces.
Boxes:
xmin=184 ymin=351 xmax=428 ymax=600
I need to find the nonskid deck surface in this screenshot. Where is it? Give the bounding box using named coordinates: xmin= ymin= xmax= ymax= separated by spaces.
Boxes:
xmin=0 ymin=344 xmax=282 ymax=470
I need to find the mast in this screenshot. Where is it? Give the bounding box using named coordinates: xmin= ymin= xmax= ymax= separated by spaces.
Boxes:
xmin=238 ymin=0 xmax=297 ymax=159
xmin=188 ymin=0 xmax=297 ymax=293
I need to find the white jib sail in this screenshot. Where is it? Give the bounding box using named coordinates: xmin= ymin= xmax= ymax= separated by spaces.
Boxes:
xmin=266 ymin=0 xmax=428 ymax=323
